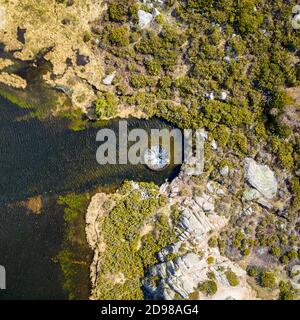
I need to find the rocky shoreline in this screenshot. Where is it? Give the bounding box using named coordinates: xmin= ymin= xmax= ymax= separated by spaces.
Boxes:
xmin=85 ymin=153 xmax=290 ymax=300
xmin=0 ymin=0 xmax=298 ymax=300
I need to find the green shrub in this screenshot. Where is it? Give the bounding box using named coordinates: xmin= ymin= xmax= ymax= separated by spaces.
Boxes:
xmin=144 ymin=58 xmax=162 ymax=76
xmin=237 ymin=0 xmax=263 ymax=34
xmin=213 ymin=125 xmax=230 ymax=148
xmin=109 ymin=26 xmax=130 ymax=47
xmin=290 ymin=177 xmax=300 ymax=212
xmin=207 ymin=256 xmax=214 ymax=264
xmin=225 ymin=269 xmax=239 ymax=287
xmin=247 ymin=266 xmax=258 ymax=278
xmin=92 ymin=182 xmax=178 ymax=299
xmin=242 ymin=248 xmax=251 ymax=256
xmin=260 ymin=271 xmax=276 ymax=289
xmin=208 ymin=236 xmax=218 ymax=248
xmin=279 ymin=281 xmax=296 ymax=300
xmin=58 ymin=193 xmax=89 ymax=222
xmin=229 ymin=132 xmax=248 ymax=154
xmin=108 ymin=2 xmax=130 ymax=22
xmin=129 ymin=74 xmax=151 ymax=88
xmin=270 ymin=246 xmax=281 ymax=257
xmin=94 ymin=92 xmax=119 ymax=119
xmin=83 ymin=31 xmax=91 ymax=43
xmin=198 ymin=280 xmax=218 ymax=296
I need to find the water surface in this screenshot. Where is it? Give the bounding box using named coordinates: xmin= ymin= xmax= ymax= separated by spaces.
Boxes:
xmin=0 ymin=95 xmax=180 ymax=299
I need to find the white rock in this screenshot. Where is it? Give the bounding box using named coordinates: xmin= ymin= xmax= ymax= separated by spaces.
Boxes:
xmin=182 ymin=156 xmax=204 ymax=176
xmin=102 ymin=71 xmax=116 ymax=85
xmin=220 ymin=91 xmax=228 ymax=101
xmin=244 ymin=158 xmax=277 ymax=199
xmin=153 ymin=8 xmax=160 ymax=18
xmin=220 ymin=166 xmax=229 ymax=176
xmin=178 ymin=200 xmax=214 ymax=243
xmin=211 ymin=140 xmax=218 ymax=150
xmin=131 ymin=182 xmax=140 ymax=190
xmin=198 ymin=130 xmax=208 ymax=140
xmin=202 ymin=201 xmax=215 ymax=212
xmin=146 ymin=253 xmax=207 ymax=299
xmin=242 ymin=188 xmax=261 ymax=202
xmin=256 ymin=198 xmax=273 ymax=209
xmin=194 ymin=196 xmax=214 ymax=213
xmin=206 ymin=182 xmax=215 ymax=193
xmin=216 ymin=188 xmax=225 ymax=196
xmin=138 ymin=10 xmax=154 ymax=29
xmin=159 ymin=182 xmax=169 ymax=194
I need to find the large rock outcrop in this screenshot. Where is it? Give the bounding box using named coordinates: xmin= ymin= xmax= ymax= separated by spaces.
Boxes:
xmin=244 ymin=158 xmax=278 ymax=199
xmin=145 ymin=253 xmax=207 ymax=299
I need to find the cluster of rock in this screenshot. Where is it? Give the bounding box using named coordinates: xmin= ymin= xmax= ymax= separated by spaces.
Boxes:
xmin=144 ymin=253 xmax=208 ymax=299
xmin=86 ymin=155 xmax=279 ymax=300
xmin=143 ymin=158 xmax=257 ymax=300
xmin=144 ymin=250 xmax=253 ymax=300
xmin=176 ymin=194 xmax=226 ymax=245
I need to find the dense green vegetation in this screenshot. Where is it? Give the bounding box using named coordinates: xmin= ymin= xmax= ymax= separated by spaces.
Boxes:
xmin=92 ymin=0 xmax=299 ymax=170
xmin=94 ymin=181 xmax=177 ymax=299
xmin=247 ymin=265 xmax=298 ymax=299
xmin=260 ymin=271 xmax=276 ymax=289
xmin=225 ymin=269 xmax=240 ymax=287
xmin=55 ymin=193 xmax=92 ymax=300
xmin=85 ymin=0 xmax=300 ymax=300
xmin=198 ymin=280 xmax=218 ymax=296
xmin=279 ymin=280 xmax=297 ymax=300
xmin=94 ymin=92 xmax=119 ymax=119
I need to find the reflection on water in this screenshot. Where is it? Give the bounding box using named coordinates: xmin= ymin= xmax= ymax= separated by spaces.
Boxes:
xmin=0 ymin=96 xmax=181 ymax=299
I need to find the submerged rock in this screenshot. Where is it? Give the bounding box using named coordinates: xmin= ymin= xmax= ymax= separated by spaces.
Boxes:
xmin=244 ymin=158 xmax=277 ymax=199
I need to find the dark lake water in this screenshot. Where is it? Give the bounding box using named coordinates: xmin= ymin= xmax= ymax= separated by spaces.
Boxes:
xmin=0 ymin=96 xmax=180 ymax=204
xmin=0 ymin=95 xmax=181 ymax=299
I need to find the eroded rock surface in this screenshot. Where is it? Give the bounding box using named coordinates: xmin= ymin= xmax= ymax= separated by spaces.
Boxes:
xmin=245 ymin=158 xmax=278 ymax=199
